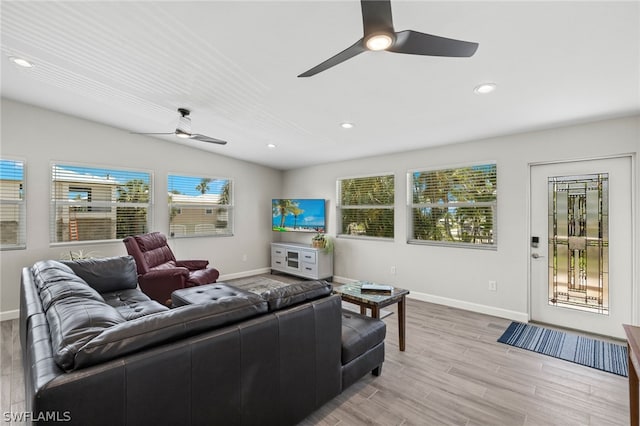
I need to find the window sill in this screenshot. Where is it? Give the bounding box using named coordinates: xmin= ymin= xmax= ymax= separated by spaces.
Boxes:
xmin=407 ymin=239 xmax=497 ymax=250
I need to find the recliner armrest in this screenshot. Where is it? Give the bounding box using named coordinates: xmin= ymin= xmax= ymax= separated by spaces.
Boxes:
xmin=143 ymin=268 xmax=189 ymax=279
xmin=176 ymin=260 xmax=209 ymax=270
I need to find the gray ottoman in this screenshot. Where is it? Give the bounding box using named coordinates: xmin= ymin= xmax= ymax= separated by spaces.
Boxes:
xmin=341 ymin=309 xmax=386 ymax=389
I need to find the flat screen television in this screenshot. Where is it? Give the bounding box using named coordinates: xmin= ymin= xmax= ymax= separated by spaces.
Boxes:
xmin=272 ymin=198 xmax=325 ymax=233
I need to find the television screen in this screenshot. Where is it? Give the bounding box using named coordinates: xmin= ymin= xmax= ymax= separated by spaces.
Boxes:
xmin=272 ymin=199 xmax=325 ymax=233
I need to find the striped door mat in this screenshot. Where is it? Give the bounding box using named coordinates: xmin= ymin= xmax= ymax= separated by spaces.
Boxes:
xmin=498 ymin=322 xmax=628 ymax=376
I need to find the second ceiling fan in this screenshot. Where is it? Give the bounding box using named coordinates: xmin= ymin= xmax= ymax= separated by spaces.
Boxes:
xmin=298 ymin=0 xmax=479 ymax=77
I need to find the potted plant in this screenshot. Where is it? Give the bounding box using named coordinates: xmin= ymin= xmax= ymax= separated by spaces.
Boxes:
xmin=311 ymin=233 xmax=326 ymax=248
xmin=60 ymin=249 xmax=100 ymax=260
xmin=311 ymin=233 xmax=334 ymax=253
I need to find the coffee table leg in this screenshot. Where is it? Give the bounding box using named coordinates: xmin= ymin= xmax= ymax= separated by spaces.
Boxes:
xmin=360 ymin=305 xmax=367 ymax=316
xmin=371 ymin=306 xmax=380 ymax=319
xmin=398 ymin=296 xmax=406 ymax=351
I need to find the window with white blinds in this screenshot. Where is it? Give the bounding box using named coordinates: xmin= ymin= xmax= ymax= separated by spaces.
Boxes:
xmin=0 ymin=159 xmax=26 ymax=250
xmin=409 ymin=163 xmax=497 ymax=248
xmin=51 ymin=164 xmax=151 ymax=243
xmin=168 ymin=174 xmax=233 ymax=238
xmin=337 ymin=174 xmax=394 ymax=239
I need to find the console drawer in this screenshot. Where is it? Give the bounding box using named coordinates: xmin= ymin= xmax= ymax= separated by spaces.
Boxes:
xmin=301 ymin=252 xmax=316 ymax=264
xmin=301 ymin=263 xmax=317 ymax=275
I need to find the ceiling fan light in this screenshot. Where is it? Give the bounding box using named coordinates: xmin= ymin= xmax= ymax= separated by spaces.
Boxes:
xmin=366 ymin=34 xmax=393 ymax=51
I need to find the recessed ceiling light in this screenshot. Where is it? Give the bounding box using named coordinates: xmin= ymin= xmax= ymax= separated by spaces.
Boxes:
xmin=474 ymin=83 xmax=497 ymax=94
xmin=9 ymin=56 xmax=33 ymax=68
xmin=340 ymin=122 xmax=354 ymax=129
xmin=267 ymin=143 xmax=277 ymax=148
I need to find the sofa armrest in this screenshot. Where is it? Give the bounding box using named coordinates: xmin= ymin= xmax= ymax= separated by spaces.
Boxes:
xmin=176 ymin=260 xmax=209 ymax=270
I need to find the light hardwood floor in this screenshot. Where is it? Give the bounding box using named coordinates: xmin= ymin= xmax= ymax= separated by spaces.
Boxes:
xmin=1 ymin=275 xmax=629 ymax=425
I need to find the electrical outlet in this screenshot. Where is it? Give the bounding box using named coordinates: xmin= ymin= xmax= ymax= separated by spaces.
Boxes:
xmin=488 ymin=280 xmax=497 ymax=291
xmin=390 ymin=266 xmax=397 ymax=275
xmin=242 ymin=254 xmax=247 ymax=262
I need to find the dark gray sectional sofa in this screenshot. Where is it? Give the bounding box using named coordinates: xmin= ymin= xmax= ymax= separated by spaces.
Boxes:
xmin=20 ymin=255 xmax=385 ymax=425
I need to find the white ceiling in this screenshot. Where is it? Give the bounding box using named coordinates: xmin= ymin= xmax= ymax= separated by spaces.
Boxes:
xmin=2 ymin=1 xmax=639 ymax=170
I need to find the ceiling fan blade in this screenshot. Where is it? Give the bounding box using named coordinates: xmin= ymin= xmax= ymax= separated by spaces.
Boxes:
xmin=388 ymin=30 xmax=478 ymax=57
xmin=190 ymin=134 xmax=228 ymax=145
xmin=130 ymin=132 xmax=176 ymax=136
xmin=298 ymin=39 xmax=366 ymax=77
xmin=361 ymin=0 xmax=394 ymax=37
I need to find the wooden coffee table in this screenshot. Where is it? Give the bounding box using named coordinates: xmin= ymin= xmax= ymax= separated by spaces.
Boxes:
xmin=333 ymin=281 xmax=410 ymax=351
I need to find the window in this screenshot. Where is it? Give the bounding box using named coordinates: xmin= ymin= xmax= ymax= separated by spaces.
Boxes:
xmin=409 ymin=163 xmax=497 ymax=248
xmin=51 ymin=164 xmax=151 ymax=243
xmin=337 ymin=174 xmax=394 ymax=239
xmin=0 ymin=159 xmax=26 ymax=250
xmin=168 ymin=175 xmax=233 ymax=237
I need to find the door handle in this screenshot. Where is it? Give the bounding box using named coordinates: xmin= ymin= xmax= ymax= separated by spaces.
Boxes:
xmin=531 ymin=253 xmax=544 ymax=259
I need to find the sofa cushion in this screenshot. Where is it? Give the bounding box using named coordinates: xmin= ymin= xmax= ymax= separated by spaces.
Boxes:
xmin=102 ymin=288 xmax=155 ymax=307
xmin=341 ymin=310 xmax=386 ymax=364
xmin=31 ymin=260 xmax=77 ymax=291
xmin=40 ymin=280 xmax=105 ymax=312
xmin=102 ymin=288 xmax=168 ymax=320
xmin=61 ymin=256 xmax=138 ymax=293
xmin=114 ymin=301 xmax=170 ymax=321
xmin=259 ymin=280 xmax=332 ymax=312
xmin=46 ymin=297 xmax=126 ymax=371
xmin=71 ymin=294 xmax=268 ymax=370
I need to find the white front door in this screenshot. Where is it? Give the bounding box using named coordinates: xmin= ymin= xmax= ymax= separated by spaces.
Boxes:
xmin=529 ymin=157 xmax=634 ymax=338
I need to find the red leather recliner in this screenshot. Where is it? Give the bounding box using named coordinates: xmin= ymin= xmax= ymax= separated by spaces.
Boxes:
xmin=123 ymin=232 xmax=220 ymax=306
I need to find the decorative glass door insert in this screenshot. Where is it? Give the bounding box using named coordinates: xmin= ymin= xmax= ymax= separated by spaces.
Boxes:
xmin=548 ymin=174 xmax=608 ymax=314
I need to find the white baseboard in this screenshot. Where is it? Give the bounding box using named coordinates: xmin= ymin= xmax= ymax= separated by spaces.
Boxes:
xmin=408 ymin=290 xmax=528 ymax=323
xmin=0 ymin=309 xmax=19 ymax=321
xmin=332 ymin=275 xmax=357 ymax=284
xmin=218 ymin=267 xmax=272 ymax=281
xmin=332 ymin=276 xmax=528 ymax=323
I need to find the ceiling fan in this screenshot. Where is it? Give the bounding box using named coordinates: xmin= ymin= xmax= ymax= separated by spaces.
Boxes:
xmin=131 ymin=108 xmax=228 ymax=145
xmin=298 ymin=0 xmax=478 ymax=77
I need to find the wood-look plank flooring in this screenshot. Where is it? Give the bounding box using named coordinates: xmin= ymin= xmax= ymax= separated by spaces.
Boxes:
xmin=0 ymin=274 xmax=629 ymax=425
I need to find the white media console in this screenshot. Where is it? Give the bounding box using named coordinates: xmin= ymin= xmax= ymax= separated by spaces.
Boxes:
xmin=270 ymin=242 xmax=333 ymax=281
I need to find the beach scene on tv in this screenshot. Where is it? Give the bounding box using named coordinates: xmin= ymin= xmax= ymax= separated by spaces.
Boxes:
xmin=272 ymin=199 xmax=326 ymax=233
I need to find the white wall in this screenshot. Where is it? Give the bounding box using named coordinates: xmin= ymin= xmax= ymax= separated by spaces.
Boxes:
xmin=0 ymin=99 xmax=282 ymax=317
xmin=280 ymin=115 xmax=640 ymax=321
xmin=2 ymin=98 xmax=638 ymax=325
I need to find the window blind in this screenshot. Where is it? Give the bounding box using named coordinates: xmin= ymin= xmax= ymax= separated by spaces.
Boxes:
xmin=51 ymin=164 xmax=151 ymax=243
xmin=409 ymin=164 xmax=497 ymax=246
xmin=337 ymin=174 xmax=394 ymax=238
xmin=168 ymin=175 xmax=233 ymax=237
xmin=0 ymin=159 xmax=26 ymax=249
